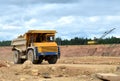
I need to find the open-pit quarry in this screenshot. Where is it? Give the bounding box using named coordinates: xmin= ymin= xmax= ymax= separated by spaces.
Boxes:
xmin=0 ymin=44 xmax=120 ymax=81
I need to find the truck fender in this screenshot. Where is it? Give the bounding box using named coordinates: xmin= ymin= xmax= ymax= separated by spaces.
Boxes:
xmin=12 ymin=46 xmax=22 ymax=53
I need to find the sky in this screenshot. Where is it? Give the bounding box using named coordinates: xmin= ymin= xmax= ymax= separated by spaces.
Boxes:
xmin=0 ymin=0 xmax=120 ymax=40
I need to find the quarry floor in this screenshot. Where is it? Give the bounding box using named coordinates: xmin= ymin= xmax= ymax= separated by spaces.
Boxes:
xmin=0 ymin=45 xmax=120 ymax=81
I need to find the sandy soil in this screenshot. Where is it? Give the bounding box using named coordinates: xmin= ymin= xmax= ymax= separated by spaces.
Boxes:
xmin=0 ymin=45 xmax=120 ymax=81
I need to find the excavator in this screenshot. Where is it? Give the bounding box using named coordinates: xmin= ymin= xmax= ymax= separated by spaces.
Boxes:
xmin=87 ymin=28 xmax=116 ymax=45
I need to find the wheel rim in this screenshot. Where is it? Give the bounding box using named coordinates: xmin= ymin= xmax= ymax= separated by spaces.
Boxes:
xmin=28 ymin=50 xmax=33 ymax=62
xmin=14 ymin=51 xmax=18 ymax=63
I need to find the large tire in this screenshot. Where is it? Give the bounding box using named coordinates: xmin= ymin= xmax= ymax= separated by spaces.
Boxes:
xmin=13 ymin=51 xmax=21 ymax=64
xmin=48 ymin=56 xmax=57 ymax=64
xmin=38 ymin=57 xmax=43 ymax=64
xmin=27 ymin=50 xmax=38 ymax=64
xmin=21 ymin=59 xmax=26 ymax=64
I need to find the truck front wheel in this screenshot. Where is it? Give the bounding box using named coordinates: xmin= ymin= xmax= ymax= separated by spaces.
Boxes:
xmin=27 ymin=50 xmax=38 ymax=64
xmin=48 ymin=56 xmax=57 ymax=64
xmin=13 ymin=51 xmax=21 ymax=64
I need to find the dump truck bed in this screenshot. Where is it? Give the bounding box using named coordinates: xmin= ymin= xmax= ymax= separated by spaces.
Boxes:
xmin=11 ymin=38 xmax=26 ymax=51
xmin=26 ymin=30 xmax=56 ymax=34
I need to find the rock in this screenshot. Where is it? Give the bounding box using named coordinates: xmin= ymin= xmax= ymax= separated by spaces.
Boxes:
xmin=116 ymin=66 xmax=120 ymax=72
xmin=42 ymin=73 xmax=51 ymax=78
xmin=5 ymin=63 xmax=10 ymax=67
xmin=0 ymin=79 xmax=5 ymax=81
xmin=0 ymin=64 xmax=7 ymax=67
xmin=64 ymin=60 xmax=69 ymax=64
xmin=50 ymin=67 xmax=56 ymax=71
xmin=38 ymin=79 xmax=51 ymax=81
xmin=62 ymin=69 xmax=66 ymax=72
xmin=22 ymin=60 xmax=33 ymax=69
xmin=96 ymin=73 xmax=120 ymax=81
xmin=0 ymin=60 xmax=11 ymax=68
xmin=57 ymin=74 xmax=64 ymax=77
xmin=23 ymin=60 xmax=33 ymax=65
xmin=20 ymin=78 xmax=26 ymax=81
xmin=60 ymin=66 xmax=66 ymax=72
xmin=31 ymin=69 xmax=39 ymax=76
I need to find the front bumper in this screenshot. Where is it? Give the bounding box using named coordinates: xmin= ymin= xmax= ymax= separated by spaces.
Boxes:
xmin=37 ymin=52 xmax=58 ymax=56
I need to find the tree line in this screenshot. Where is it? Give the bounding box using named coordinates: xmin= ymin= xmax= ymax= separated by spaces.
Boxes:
xmin=56 ymin=36 xmax=120 ymax=45
xmin=0 ymin=36 xmax=120 ymax=46
xmin=0 ymin=41 xmax=11 ymax=46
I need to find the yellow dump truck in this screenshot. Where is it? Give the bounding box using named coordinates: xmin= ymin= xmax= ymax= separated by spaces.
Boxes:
xmin=11 ymin=30 xmax=60 ymax=64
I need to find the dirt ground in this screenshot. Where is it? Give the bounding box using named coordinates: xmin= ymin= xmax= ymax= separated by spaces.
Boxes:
xmin=0 ymin=45 xmax=120 ymax=81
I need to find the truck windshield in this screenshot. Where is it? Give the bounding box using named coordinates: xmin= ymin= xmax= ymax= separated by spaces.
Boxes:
xmin=47 ymin=36 xmax=54 ymax=42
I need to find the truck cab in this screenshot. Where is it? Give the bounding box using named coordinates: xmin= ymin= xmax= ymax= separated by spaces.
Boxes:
xmin=11 ymin=30 xmax=60 ymax=64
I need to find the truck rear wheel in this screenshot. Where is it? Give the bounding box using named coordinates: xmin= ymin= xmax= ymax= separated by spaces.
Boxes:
xmin=13 ymin=51 xmax=21 ymax=64
xmin=27 ymin=50 xmax=38 ymax=64
xmin=48 ymin=56 xmax=57 ymax=64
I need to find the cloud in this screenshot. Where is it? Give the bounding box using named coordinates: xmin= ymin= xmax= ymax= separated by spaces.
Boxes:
xmin=40 ymin=16 xmax=75 ymax=29
xmin=0 ymin=0 xmax=79 ymax=5
xmin=88 ymin=16 xmax=100 ymax=22
xmin=0 ymin=15 xmax=120 ymax=40
xmin=0 ymin=32 xmax=17 ymax=40
xmin=2 ymin=25 xmax=21 ymax=30
xmin=37 ymin=0 xmax=79 ymax=4
xmin=36 ymin=16 xmax=120 ymax=39
xmin=36 ymin=2 xmax=120 ymax=17
xmin=0 ymin=0 xmax=120 ymax=40
xmin=24 ymin=18 xmax=37 ymax=27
